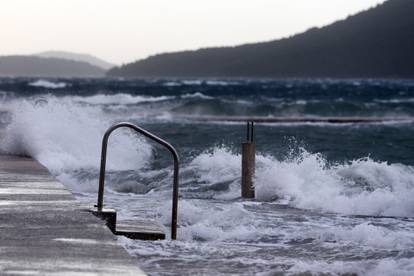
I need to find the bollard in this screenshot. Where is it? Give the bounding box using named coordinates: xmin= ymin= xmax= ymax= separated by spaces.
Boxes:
xmin=241 ymin=122 xmax=255 ymax=198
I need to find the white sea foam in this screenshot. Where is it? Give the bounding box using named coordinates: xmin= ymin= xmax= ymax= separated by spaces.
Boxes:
xmin=179 ymin=80 xmax=239 ymax=86
xmin=316 ymin=222 xmax=414 ymax=250
xmin=2 ymin=95 xmax=414 ymax=219
xmin=29 ymin=80 xmax=67 ymax=89
xmin=186 ymin=147 xmax=241 ymax=199
xmin=184 ymin=146 xmax=414 ymax=217
xmin=0 ymin=97 xmax=152 ymax=175
xmin=205 ymin=80 xmax=234 ymax=86
xmin=181 ymin=92 xmax=214 ymax=100
xmin=288 ymin=258 xmax=414 ymax=276
xmin=70 ymin=93 xmax=173 ymax=105
xmin=189 ymin=147 xmax=240 ymax=184
xmin=182 ymin=80 xmax=203 ymax=85
xmin=255 ymin=150 xmax=414 ymax=217
xmin=374 ymin=98 xmax=414 ymax=104
xmin=163 ymin=81 xmax=181 ymax=87
xmin=157 ymin=200 xmax=259 ymax=242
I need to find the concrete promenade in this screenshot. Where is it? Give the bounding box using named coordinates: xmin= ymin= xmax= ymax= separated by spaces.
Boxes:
xmin=0 ymin=155 xmax=145 ymax=275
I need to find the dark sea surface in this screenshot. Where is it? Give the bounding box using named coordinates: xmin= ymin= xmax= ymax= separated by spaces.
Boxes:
xmin=1 ymin=78 xmax=414 ymax=275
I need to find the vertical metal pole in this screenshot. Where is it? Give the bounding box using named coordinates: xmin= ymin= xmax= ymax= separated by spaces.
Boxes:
xmin=171 ymin=158 xmax=179 ymax=240
xmin=97 ymin=131 xmax=110 ymax=211
xmin=241 ymin=121 xmax=255 ymax=198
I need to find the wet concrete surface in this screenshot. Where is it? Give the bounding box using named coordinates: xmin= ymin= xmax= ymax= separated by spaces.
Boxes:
xmin=0 ymin=155 xmax=145 ymax=275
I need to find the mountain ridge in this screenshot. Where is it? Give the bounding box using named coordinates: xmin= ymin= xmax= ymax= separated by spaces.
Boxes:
xmin=0 ymin=56 xmax=106 ymax=77
xmin=35 ymin=51 xmax=115 ymax=70
xmin=107 ymin=0 xmax=414 ymax=79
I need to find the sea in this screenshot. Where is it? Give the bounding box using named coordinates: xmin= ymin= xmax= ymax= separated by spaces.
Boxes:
xmin=1 ymin=77 xmax=414 ymax=275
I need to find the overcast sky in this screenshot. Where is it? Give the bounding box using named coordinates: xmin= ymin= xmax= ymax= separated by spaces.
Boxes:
xmin=0 ymin=0 xmax=386 ymax=64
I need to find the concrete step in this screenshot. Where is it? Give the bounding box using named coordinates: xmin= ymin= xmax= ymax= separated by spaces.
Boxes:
xmin=88 ymin=206 xmax=166 ymax=240
xmin=116 ymin=219 xmax=166 ymax=240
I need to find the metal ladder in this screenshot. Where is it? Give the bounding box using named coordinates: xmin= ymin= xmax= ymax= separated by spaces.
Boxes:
xmin=93 ymin=122 xmax=179 ymax=240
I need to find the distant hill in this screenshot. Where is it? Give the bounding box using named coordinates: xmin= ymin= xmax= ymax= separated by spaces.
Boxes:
xmin=0 ymin=56 xmax=105 ymax=77
xmin=108 ymin=0 xmax=414 ymax=79
xmin=35 ymin=51 xmax=115 ymax=70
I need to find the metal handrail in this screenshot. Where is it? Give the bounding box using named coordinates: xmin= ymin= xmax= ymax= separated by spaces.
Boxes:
xmin=96 ymin=122 xmax=179 ymax=240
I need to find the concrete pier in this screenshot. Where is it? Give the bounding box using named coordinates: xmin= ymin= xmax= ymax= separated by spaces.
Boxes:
xmin=0 ymin=155 xmax=145 ymax=275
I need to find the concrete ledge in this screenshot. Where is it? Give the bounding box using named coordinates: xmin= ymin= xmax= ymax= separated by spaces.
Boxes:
xmin=0 ymin=155 xmax=145 ymax=275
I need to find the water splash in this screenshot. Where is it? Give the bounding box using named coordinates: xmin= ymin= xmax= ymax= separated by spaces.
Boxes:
xmin=0 ymin=96 xmax=152 ymax=174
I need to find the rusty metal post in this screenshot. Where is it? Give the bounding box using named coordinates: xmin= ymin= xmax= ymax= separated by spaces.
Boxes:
xmin=241 ymin=122 xmax=255 ymax=198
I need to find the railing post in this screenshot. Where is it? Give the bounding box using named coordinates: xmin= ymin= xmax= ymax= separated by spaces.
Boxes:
xmin=97 ymin=131 xmax=110 ymax=211
xmin=241 ymin=121 xmax=255 ymax=198
xmin=171 ymin=156 xmax=179 ymax=240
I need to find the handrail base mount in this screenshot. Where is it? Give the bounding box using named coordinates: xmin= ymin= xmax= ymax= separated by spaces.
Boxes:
xmin=88 ymin=205 xmax=166 ymax=240
xmin=88 ymin=206 xmax=117 ymax=233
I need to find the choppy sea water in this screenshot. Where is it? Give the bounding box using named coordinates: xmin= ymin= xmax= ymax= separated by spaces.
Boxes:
xmin=1 ymin=78 xmax=414 ymax=275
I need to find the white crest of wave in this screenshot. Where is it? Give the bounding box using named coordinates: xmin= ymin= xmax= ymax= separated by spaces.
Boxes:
xmin=0 ymin=97 xmax=152 ymax=174
xmin=29 ymin=79 xmax=67 ymax=89
xmin=181 ymin=80 xmax=203 ymax=85
xmin=255 ymin=150 xmax=414 ymax=217
xmin=158 ymin=200 xmax=258 ymax=242
xmin=374 ymin=98 xmax=414 ymax=104
xmin=70 ymin=93 xmax=173 ymax=105
xmin=288 ymin=258 xmax=414 ymax=276
xmin=316 ymin=222 xmax=414 ymax=250
xmin=189 ymin=147 xmax=240 ymax=184
xmin=205 ymin=80 xmax=231 ymax=86
xmin=163 ymin=81 xmax=181 ymax=87
xmin=183 ymin=146 xmax=414 ymax=217
xmin=181 ymin=92 xmax=214 ymax=100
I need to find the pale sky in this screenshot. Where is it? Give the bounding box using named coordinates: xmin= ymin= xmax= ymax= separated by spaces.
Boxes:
xmin=0 ymin=0 xmax=387 ymax=65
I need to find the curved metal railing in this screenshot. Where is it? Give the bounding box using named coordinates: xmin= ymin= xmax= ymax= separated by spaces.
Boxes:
xmin=96 ymin=122 xmax=179 ymax=240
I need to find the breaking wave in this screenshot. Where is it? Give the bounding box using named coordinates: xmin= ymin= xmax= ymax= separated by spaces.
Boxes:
xmin=181 ymin=92 xmax=214 ymax=100
xmin=29 ymin=79 xmax=67 ymax=89
xmin=70 ymin=93 xmax=173 ymax=105
xmin=186 ymin=147 xmax=414 ymax=217
xmin=1 ymin=96 xmax=414 ymax=218
xmin=0 ymin=97 xmax=152 ymax=175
